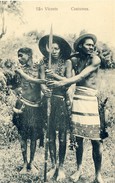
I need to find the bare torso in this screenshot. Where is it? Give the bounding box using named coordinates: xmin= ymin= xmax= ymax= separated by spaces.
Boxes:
xmin=17 ymin=64 xmax=41 ymax=102
xmin=40 ymin=58 xmax=68 ymax=96
xmin=72 ymin=54 xmax=100 ymax=89
xmin=84 ymin=71 xmax=98 ymax=89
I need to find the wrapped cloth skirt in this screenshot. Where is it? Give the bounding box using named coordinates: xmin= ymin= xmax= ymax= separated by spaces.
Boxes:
xmin=71 ymin=86 xmax=101 ymax=140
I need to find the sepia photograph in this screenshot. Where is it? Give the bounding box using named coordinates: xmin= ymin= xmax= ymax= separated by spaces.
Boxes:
xmin=0 ymin=0 xmax=115 ymax=183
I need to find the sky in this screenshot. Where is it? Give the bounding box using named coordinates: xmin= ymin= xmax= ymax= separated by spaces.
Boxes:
xmin=3 ymin=0 xmax=115 ymax=47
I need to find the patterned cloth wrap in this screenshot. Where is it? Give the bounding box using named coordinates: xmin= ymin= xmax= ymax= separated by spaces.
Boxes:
xmin=71 ymin=86 xmax=101 ymax=140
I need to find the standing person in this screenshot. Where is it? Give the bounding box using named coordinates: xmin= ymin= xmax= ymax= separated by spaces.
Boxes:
xmin=47 ymin=33 xmax=105 ymax=183
xmin=39 ymin=35 xmax=72 ymax=181
xmin=12 ymin=47 xmax=46 ymax=174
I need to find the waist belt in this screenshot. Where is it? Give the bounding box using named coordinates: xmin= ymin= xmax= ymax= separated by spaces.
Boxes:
xmin=52 ymin=94 xmax=65 ymax=100
xmin=18 ymin=96 xmax=40 ymax=107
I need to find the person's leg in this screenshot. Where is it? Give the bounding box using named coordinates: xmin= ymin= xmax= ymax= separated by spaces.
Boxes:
xmin=59 ymin=130 xmax=67 ymax=167
xmin=27 ymin=140 xmax=38 ymax=173
xmin=91 ymin=140 xmax=104 ymax=183
xmin=49 ymin=130 xmax=56 ymax=167
xmin=47 ymin=130 xmax=57 ymax=179
xmin=70 ymin=137 xmax=83 ymax=182
xmin=39 ymin=130 xmax=44 ymax=148
xmin=19 ymin=137 xmax=28 ymax=174
xmin=56 ymin=130 xmax=67 ymax=181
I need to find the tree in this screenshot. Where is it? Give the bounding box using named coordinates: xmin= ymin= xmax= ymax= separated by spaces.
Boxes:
xmin=65 ymin=33 xmax=77 ymax=52
xmin=0 ymin=1 xmax=23 ymax=39
xmin=97 ymin=42 xmax=115 ymax=69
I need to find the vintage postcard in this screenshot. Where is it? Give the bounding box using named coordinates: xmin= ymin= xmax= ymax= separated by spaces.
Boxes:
xmin=0 ymin=0 xmax=115 ymax=183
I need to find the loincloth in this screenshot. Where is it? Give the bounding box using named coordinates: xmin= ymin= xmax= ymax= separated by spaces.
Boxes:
xmin=71 ymin=86 xmax=101 ymax=140
xmin=13 ymin=98 xmax=44 ymax=140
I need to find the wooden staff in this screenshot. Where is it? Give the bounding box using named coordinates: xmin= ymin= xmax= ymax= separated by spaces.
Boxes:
xmin=44 ymin=25 xmax=53 ymax=182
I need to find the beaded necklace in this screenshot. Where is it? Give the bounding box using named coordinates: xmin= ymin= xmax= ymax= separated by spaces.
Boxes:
xmin=44 ymin=58 xmax=65 ymax=78
xmin=21 ymin=63 xmax=38 ymax=78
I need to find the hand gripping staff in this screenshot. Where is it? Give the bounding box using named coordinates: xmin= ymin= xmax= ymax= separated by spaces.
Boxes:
xmin=44 ymin=25 xmax=53 ymax=182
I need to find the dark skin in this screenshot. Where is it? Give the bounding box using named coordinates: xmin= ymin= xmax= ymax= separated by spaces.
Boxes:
xmin=40 ymin=43 xmax=72 ymax=181
xmin=47 ymin=39 xmax=104 ymax=183
xmin=14 ymin=51 xmax=46 ymax=174
xmin=16 ymin=68 xmax=46 ymax=84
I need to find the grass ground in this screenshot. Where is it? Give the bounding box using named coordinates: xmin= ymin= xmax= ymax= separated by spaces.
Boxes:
xmin=0 ymin=69 xmax=115 ymax=183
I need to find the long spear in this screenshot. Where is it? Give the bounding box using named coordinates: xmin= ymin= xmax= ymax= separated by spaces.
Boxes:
xmin=44 ymin=25 xmax=53 ymax=182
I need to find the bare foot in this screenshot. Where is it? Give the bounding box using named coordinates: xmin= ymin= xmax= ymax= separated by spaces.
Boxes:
xmin=94 ymin=174 xmax=104 ymax=183
xmin=47 ymin=167 xmax=56 ymax=180
xmin=70 ymin=171 xmax=81 ymax=183
xmin=56 ymin=167 xmax=66 ymax=182
xmin=19 ymin=163 xmax=27 ymax=174
xmin=28 ymin=164 xmax=38 ymax=174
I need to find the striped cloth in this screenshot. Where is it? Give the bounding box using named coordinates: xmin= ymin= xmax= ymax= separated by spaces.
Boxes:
xmin=71 ymin=86 xmax=101 ymax=140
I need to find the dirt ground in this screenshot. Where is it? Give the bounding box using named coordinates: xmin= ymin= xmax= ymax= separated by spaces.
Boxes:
xmin=0 ymin=131 xmax=114 ymax=183
xmin=0 ymin=70 xmax=115 ymax=183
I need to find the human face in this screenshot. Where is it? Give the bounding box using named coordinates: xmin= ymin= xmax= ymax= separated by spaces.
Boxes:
xmin=18 ymin=52 xmax=30 ymax=65
xmin=51 ymin=43 xmax=60 ymax=59
xmin=82 ymin=38 xmax=95 ymax=55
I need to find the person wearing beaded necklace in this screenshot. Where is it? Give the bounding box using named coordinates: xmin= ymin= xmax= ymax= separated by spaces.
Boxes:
xmin=47 ymin=33 xmax=106 ymax=183
xmin=12 ymin=47 xmax=46 ymax=174
xmin=39 ymin=35 xmax=72 ymax=181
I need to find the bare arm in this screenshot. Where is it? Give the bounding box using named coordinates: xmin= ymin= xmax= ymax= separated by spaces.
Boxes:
xmin=45 ymin=70 xmax=66 ymax=81
xmin=47 ymin=55 xmax=101 ymax=88
xmin=65 ymin=59 xmax=73 ymax=78
xmin=39 ymin=64 xmax=52 ymax=97
xmin=65 ymin=60 xmax=76 ymax=100
xmin=46 ymin=59 xmax=73 ymax=81
xmin=16 ymin=68 xmax=46 ymax=84
xmin=64 ymin=55 xmax=101 ymax=85
xmin=39 ymin=64 xmax=47 ymax=91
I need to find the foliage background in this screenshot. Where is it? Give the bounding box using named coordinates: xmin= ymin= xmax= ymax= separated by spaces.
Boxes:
xmin=0 ymin=1 xmax=115 ymax=183
xmin=0 ymin=31 xmax=115 ymax=183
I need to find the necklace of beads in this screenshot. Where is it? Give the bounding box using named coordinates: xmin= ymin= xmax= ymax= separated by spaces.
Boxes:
xmin=45 ymin=58 xmax=65 ymax=77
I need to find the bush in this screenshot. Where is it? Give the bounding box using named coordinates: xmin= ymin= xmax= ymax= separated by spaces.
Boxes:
xmin=96 ymin=43 xmax=115 ymax=69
